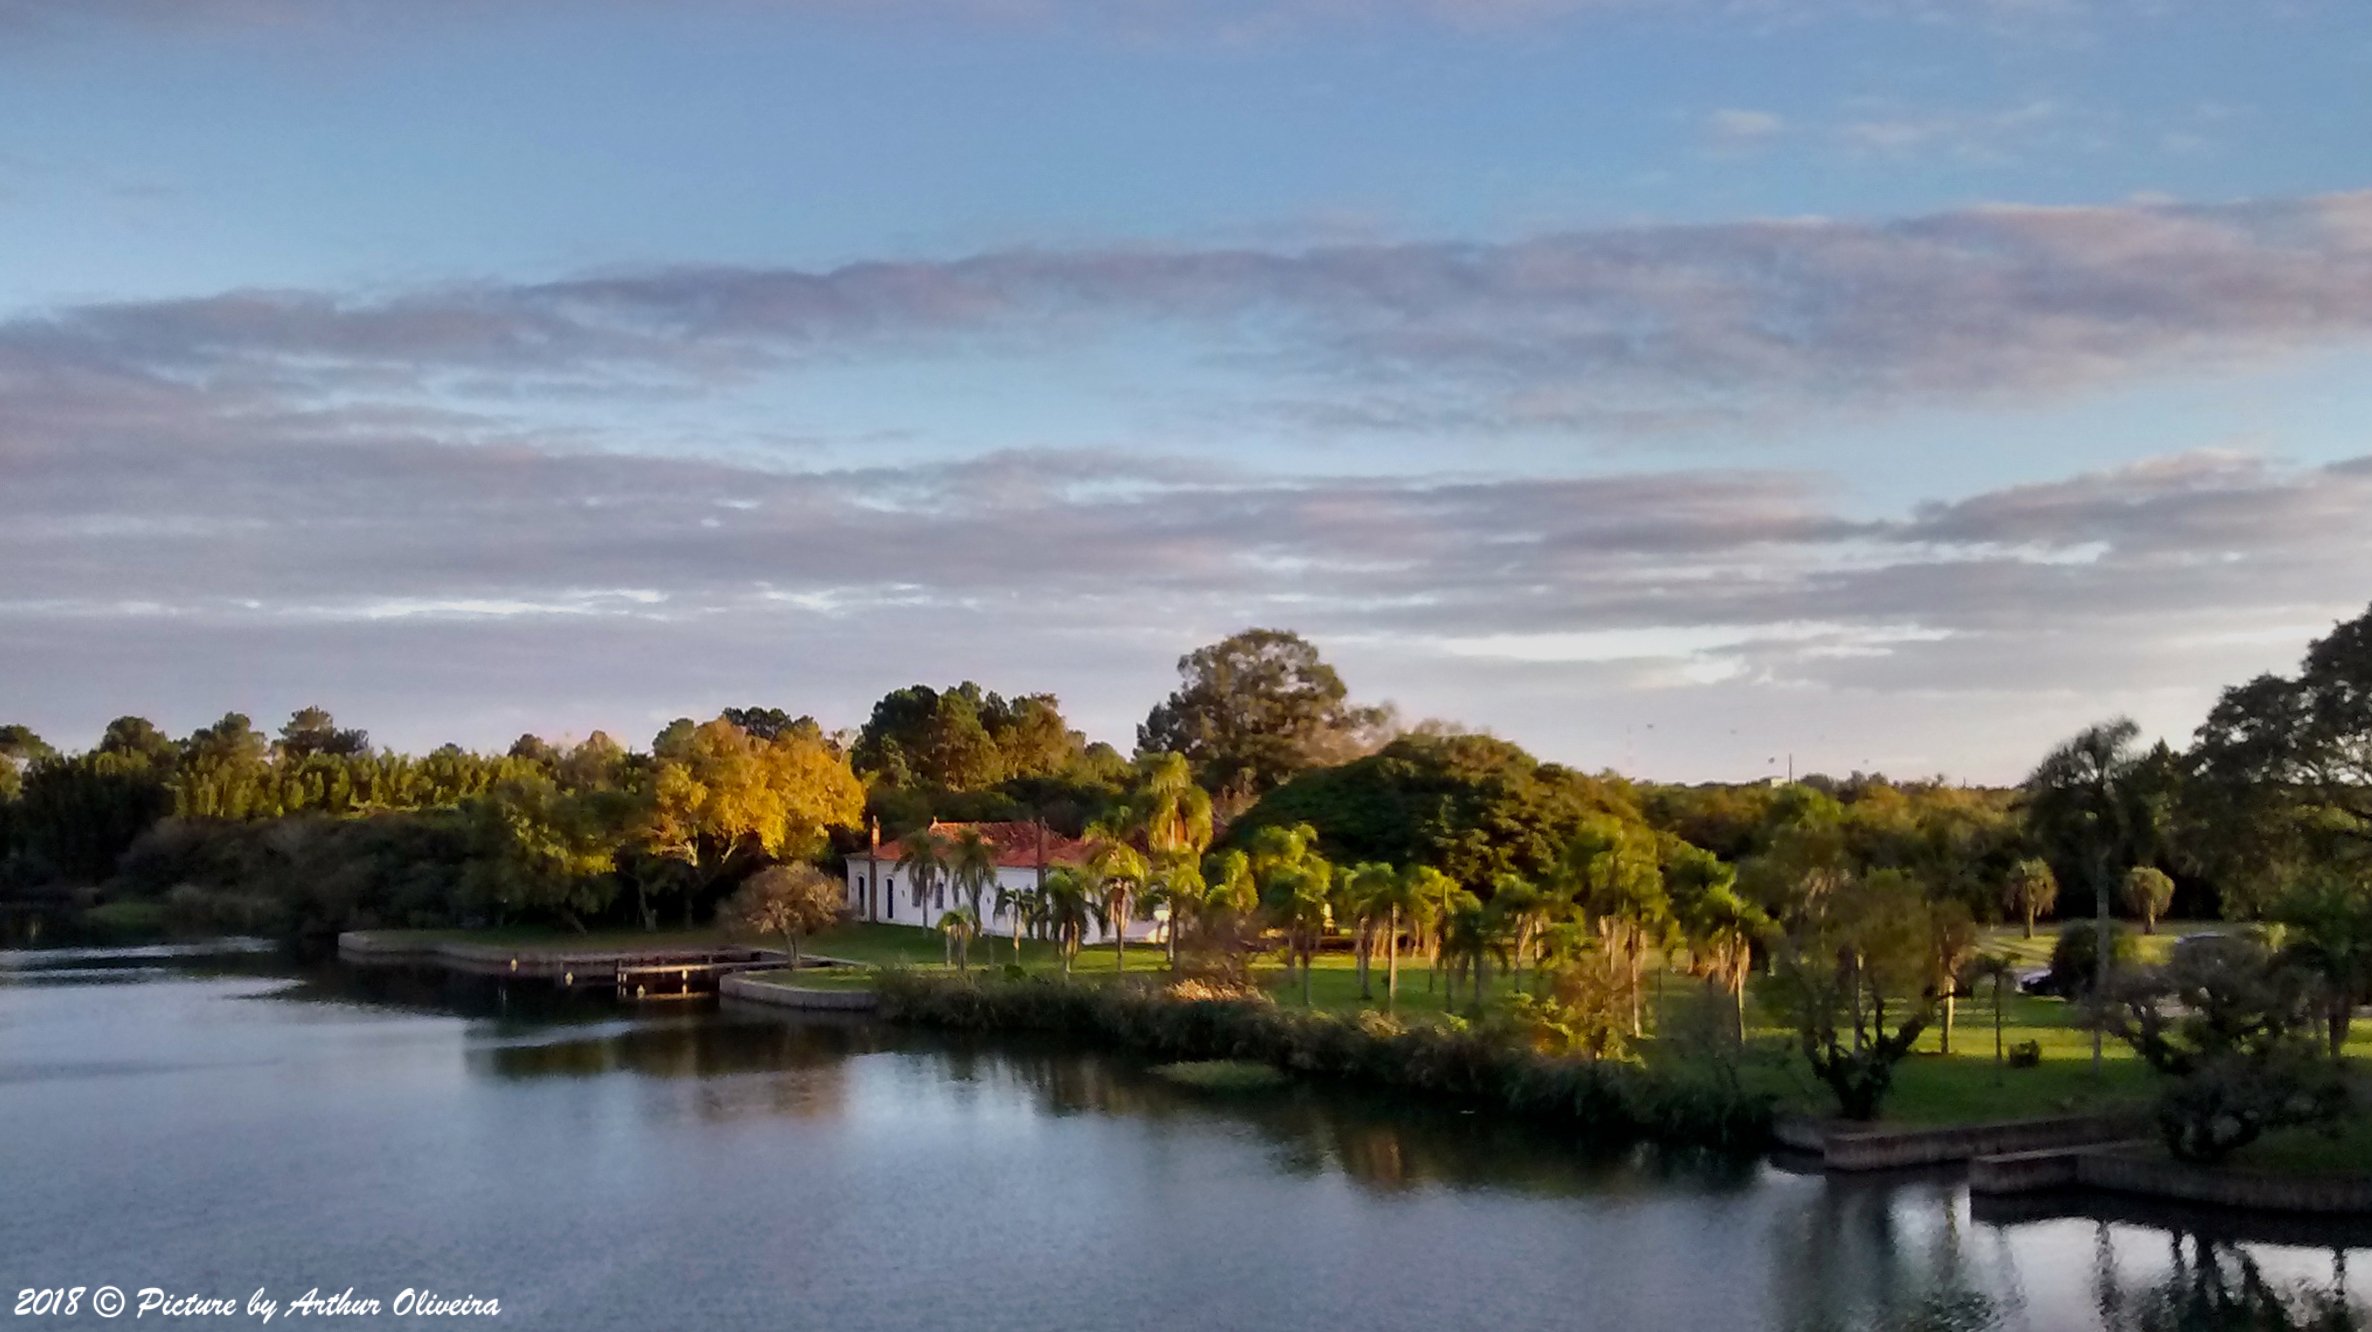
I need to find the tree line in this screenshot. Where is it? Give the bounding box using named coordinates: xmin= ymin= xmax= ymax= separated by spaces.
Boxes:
xmin=5 ymin=608 xmax=2372 ymax=1155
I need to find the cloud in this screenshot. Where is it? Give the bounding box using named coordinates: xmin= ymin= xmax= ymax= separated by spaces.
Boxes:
xmin=1703 ymin=108 xmax=1788 ymax=149
xmin=6 ymin=189 xmax=2372 ymax=777
xmin=10 ymin=191 xmax=2372 ymax=443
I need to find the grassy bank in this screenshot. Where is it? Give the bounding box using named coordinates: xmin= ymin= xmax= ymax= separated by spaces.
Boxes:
xmin=871 ymin=969 xmax=1773 ymax=1153
xmin=367 ymin=917 xmax=2372 ymax=1171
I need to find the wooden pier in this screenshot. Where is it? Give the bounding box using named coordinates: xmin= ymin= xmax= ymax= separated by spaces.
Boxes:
xmin=337 ymin=931 xmax=783 ymax=999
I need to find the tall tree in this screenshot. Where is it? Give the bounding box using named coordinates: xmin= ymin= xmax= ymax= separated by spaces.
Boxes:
xmin=1138 ymin=629 xmax=1393 ymax=803
xmin=2024 ymin=717 xmax=2149 ymax=1075
xmin=637 ymin=717 xmax=865 ymax=923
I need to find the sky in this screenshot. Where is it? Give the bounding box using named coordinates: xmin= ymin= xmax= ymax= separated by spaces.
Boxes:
xmin=2 ymin=0 xmax=2369 ymax=782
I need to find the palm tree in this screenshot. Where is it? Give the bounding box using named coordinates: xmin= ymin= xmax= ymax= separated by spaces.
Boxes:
xmin=2003 ymin=857 xmax=2059 ymax=940
xmin=1558 ymin=817 xmax=1670 ymax=1038
xmin=1130 ymin=752 xmax=1215 ymax=861
xmin=1439 ymin=893 xmax=1493 ymax=1014
xmin=1404 ymin=866 xmax=1463 ymax=996
xmin=1039 ymin=868 xmax=1101 ymax=976
xmin=1143 ymin=853 xmax=1205 ymax=970
xmin=1372 ymin=865 xmax=1442 ymax=1012
xmin=2025 ymin=717 xmax=2148 ymax=1075
xmin=946 ymin=827 xmax=999 ymax=931
xmin=1084 ymin=821 xmax=1149 ymax=973
xmin=1250 ymin=824 xmax=1334 ymax=1006
xmin=1964 ymin=952 xmax=2016 ymax=1078
xmin=1202 ymin=848 xmax=1257 ymax=917
xmin=1338 ymin=863 xmax=1399 ymax=1002
xmin=898 ymin=826 xmax=950 ymax=916
xmin=936 ymin=906 xmax=980 ymax=971
xmin=993 ymin=874 xmax=1042 ymax=964
xmin=1486 ymin=873 xmax=1553 ymax=993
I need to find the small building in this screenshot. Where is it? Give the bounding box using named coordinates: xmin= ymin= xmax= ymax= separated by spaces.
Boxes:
xmin=843 ymin=820 xmax=1163 ymax=945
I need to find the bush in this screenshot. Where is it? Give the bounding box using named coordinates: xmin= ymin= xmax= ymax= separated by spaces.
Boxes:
xmin=872 ymin=971 xmax=1773 ymax=1152
xmin=2006 ymin=1039 xmax=2042 ymax=1069
xmin=2044 ymin=920 xmax=2138 ymax=998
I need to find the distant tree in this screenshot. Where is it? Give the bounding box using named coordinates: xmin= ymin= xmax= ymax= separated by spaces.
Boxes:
xmin=651 ymin=718 xmax=698 ymax=760
xmin=507 ymin=734 xmax=559 ymax=767
xmin=1231 ymin=731 xmax=1630 ymax=893
xmin=1138 ymin=629 xmax=1393 ymax=803
xmin=2002 ymin=857 xmax=2059 ymax=939
xmin=277 ymin=706 xmax=368 ymax=761
xmin=462 ymin=776 xmax=624 ymax=931
xmin=555 ymin=732 xmax=630 ymax=791
xmin=100 ymin=715 xmax=179 ymax=766
xmin=721 ymin=863 xmax=844 ymax=969
xmin=2122 ymin=866 xmax=2176 ymax=935
xmin=720 ymin=706 xmax=820 ymax=743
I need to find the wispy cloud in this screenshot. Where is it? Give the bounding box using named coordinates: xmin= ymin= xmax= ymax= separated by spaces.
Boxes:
xmin=11 ymin=191 xmax=2372 ymax=442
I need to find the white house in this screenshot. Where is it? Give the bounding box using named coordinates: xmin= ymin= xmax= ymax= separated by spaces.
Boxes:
xmin=844 ymin=820 xmax=1163 ymax=945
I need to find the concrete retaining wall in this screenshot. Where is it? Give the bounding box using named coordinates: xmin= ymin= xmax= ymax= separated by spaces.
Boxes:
xmin=719 ymin=973 xmax=880 ymax=1011
xmin=2076 ymin=1150 xmax=2372 ymax=1215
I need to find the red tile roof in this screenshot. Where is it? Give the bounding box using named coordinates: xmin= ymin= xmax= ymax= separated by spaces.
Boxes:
xmin=865 ymin=820 xmax=1091 ymax=869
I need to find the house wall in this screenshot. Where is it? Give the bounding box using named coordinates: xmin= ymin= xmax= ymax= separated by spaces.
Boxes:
xmin=843 ymin=856 xmax=1163 ymax=943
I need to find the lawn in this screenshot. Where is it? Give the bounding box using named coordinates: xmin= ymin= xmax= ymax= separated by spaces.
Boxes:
xmin=396 ymin=915 xmax=2372 ymax=1170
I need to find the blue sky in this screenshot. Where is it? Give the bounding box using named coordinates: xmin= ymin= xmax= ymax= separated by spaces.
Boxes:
xmin=3 ymin=0 xmax=2370 ymax=780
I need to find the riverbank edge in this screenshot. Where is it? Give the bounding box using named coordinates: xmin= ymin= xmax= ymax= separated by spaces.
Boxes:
xmin=1776 ymin=1110 xmax=2151 ymax=1171
xmin=721 ymin=971 xmax=881 ymax=1011
xmin=868 ymin=970 xmax=1775 ymax=1153
xmin=1970 ymin=1142 xmax=2372 ymax=1215
xmin=337 ymin=929 xmax=773 ymax=976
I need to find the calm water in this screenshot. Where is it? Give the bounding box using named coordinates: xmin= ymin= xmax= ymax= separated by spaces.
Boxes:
xmin=4 ymin=946 xmax=2369 ymax=1331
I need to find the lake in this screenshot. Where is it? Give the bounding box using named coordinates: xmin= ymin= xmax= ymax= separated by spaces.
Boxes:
xmin=3 ymin=944 xmax=2366 ymax=1331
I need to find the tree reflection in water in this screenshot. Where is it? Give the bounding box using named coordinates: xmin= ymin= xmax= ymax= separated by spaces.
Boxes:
xmin=1774 ymin=1179 xmax=2370 ymax=1332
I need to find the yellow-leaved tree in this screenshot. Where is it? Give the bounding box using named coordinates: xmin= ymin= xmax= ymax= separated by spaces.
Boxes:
xmin=638 ymin=718 xmax=864 ymax=927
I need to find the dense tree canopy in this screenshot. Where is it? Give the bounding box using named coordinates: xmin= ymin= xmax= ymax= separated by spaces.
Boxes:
xmin=1138 ymin=628 xmax=1394 ymax=803
xmin=1229 ymin=732 xmax=1631 ymax=893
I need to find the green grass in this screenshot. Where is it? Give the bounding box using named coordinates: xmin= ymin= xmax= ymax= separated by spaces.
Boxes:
xmin=390 ymin=916 xmax=2372 ymax=1161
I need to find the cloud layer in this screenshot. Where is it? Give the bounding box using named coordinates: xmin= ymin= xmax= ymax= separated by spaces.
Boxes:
xmin=6 ymin=191 xmax=2372 ymax=776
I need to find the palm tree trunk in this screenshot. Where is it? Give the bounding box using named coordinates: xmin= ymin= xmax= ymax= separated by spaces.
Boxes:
xmin=1993 ymin=976 xmax=2006 ymax=1073
xmin=1385 ymin=907 xmax=1400 ymax=1011
xmin=1942 ymin=990 xmax=1955 ymax=1055
xmin=1115 ymin=926 xmax=1125 ymax=975
xmin=1302 ymin=952 xmax=1314 ymax=1007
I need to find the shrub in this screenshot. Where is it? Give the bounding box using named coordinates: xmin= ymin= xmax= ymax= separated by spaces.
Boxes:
xmin=2006 ymin=1040 xmax=2042 ymax=1069
xmin=2091 ymin=935 xmax=2350 ymax=1162
xmin=2044 ymin=920 xmax=2138 ymax=998
xmin=871 ymin=971 xmax=1773 ymax=1152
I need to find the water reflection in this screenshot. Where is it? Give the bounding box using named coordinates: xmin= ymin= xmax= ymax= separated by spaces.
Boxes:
xmin=7 ymin=944 xmax=2372 ymax=1332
